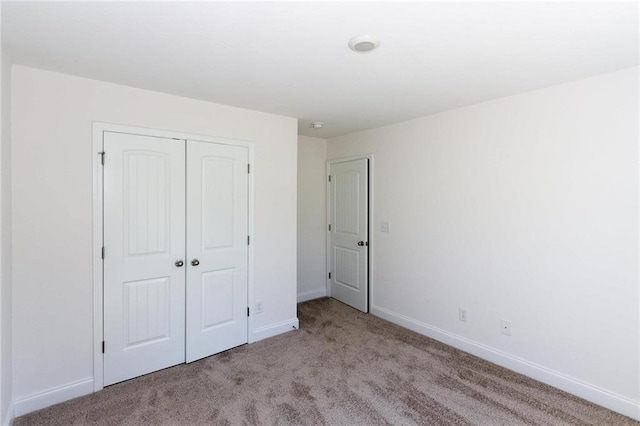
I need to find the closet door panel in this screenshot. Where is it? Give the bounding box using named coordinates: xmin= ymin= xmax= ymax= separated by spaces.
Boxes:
xmin=103 ymin=132 xmax=186 ymax=386
xmin=186 ymin=140 xmax=249 ymax=362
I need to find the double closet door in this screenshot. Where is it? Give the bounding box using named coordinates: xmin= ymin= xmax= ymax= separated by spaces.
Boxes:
xmin=103 ymin=132 xmax=249 ymax=386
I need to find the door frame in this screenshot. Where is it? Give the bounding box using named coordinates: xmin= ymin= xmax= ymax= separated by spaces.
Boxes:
xmin=92 ymin=122 xmax=256 ymax=392
xmin=326 ymin=154 xmax=374 ymax=311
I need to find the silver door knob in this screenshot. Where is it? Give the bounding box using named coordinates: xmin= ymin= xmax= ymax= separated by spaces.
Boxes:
xmin=191 ymin=259 xmax=200 ymax=266
xmin=357 ymin=241 xmax=365 ymax=246
xmin=175 ymin=260 xmax=184 ymax=267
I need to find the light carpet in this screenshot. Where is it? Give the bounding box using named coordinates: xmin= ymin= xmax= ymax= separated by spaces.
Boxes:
xmin=16 ymin=298 xmax=638 ymax=425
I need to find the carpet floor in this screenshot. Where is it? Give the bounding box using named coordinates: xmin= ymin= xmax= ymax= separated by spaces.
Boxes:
xmin=16 ymin=298 xmax=637 ymax=425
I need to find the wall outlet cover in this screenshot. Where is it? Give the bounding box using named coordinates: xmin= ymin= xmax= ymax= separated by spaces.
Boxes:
xmin=459 ymin=307 xmax=468 ymax=322
xmin=501 ymin=319 xmax=511 ymax=335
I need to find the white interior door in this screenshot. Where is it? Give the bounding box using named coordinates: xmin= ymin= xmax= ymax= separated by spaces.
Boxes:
xmin=186 ymin=140 xmax=249 ymax=363
xmin=103 ymin=132 xmax=186 ymax=386
xmin=329 ymin=159 xmax=369 ymax=312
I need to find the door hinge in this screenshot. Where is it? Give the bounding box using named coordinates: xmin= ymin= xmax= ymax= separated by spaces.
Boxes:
xmin=248 ymin=164 xmax=250 ymax=174
xmin=247 ymin=235 xmax=250 ymax=245
xmin=328 ymin=224 xmax=331 ymax=231
xmin=328 ymin=272 xmax=331 ymax=279
xmin=102 ymin=341 xmax=105 ymax=353
xmin=101 ymin=247 xmax=105 ymax=259
xmin=99 ymin=152 xmax=105 ymax=165
xmin=328 ymin=175 xmax=331 ymax=182
xmin=247 ymin=307 xmax=250 ymax=317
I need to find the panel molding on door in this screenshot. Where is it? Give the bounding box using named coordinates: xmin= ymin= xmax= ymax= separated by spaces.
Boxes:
xmin=186 ymin=140 xmax=249 ymax=363
xmin=103 ymin=132 xmax=186 ymax=386
xmin=329 ymin=159 xmax=369 ymax=312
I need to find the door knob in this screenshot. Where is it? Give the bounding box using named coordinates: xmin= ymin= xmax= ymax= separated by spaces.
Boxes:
xmin=191 ymin=259 xmax=200 ymax=266
xmin=357 ymin=241 xmax=365 ymax=246
xmin=175 ymin=260 xmax=184 ymax=267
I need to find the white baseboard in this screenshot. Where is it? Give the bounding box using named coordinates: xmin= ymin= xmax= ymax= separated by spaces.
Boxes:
xmin=371 ymin=304 xmax=640 ymax=421
xmin=13 ymin=378 xmax=93 ymax=417
xmin=2 ymin=402 xmax=13 ymax=426
xmin=297 ymin=288 xmax=326 ymax=303
xmin=252 ymin=318 xmax=299 ymax=342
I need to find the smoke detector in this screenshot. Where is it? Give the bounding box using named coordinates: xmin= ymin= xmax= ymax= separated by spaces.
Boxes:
xmin=348 ymin=35 xmax=380 ymax=53
xmin=309 ymin=121 xmax=324 ymax=129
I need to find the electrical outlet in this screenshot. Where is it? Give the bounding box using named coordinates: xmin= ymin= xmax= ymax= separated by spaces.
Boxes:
xmin=256 ymin=301 xmax=264 ymax=314
xmin=501 ymin=319 xmax=511 ymax=335
xmin=459 ymin=307 xmax=468 ymax=322
xmin=381 ymin=222 xmax=390 ymax=233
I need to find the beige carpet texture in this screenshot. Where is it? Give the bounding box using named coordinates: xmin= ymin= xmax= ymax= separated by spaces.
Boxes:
xmin=16 ymin=298 xmax=638 ymax=425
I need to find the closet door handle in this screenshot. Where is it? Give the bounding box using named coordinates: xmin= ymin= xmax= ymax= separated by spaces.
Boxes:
xmin=175 ymin=260 xmax=184 ymax=267
xmin=191 ymin=259 xmax=200 ymax=266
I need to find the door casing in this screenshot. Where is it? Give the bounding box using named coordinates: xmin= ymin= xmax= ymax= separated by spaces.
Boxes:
xmin=326 ymin=154 xmax=374 ymax=311
xmin=92 ymin=122 xmax=255 ymax=392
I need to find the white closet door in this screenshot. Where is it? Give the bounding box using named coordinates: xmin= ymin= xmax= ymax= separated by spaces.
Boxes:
xmin=329 ymin=159 xmax=369 ymax=312
xmin=103 ymin=132 xmax=186 ymax=386
xmin=186 ymin=140 xmax=249 ymax=363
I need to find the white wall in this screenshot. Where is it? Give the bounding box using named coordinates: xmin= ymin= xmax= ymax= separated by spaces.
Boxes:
xmin=11 ymin=66 xmax=298 ymax=412
xmin=297 ymin=135 xmax=327 ymax=302
xmin=327 ymin=67 xmax=639 ymax=419
xmin=1 ymin=29 xmax=14 ymax=426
